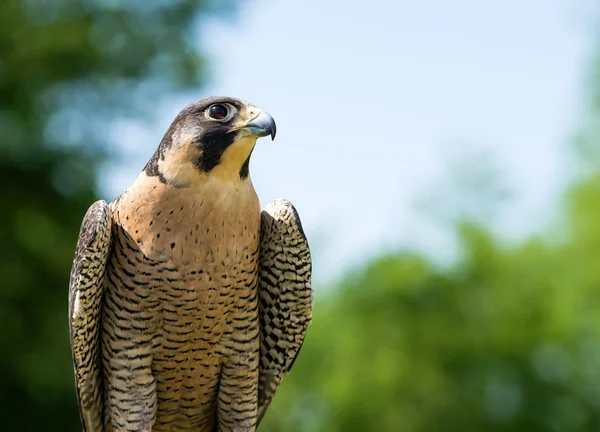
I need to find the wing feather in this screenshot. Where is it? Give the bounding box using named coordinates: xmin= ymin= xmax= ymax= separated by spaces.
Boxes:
xmin=69 ymin=200 xmax=112 ymax=432
xmin=257 ymin=199 xmax=313 ymax=426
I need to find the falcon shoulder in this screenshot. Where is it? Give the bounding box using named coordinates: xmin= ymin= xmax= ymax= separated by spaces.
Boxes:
xmin=257 ymin=199 xmax=313 ymax=426
xmin=69 ymin=200 xmax=112 ymax=432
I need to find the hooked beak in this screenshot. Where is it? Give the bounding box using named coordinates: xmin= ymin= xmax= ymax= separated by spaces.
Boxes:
xmin=242 ymin=111 xmax=276 ymax=140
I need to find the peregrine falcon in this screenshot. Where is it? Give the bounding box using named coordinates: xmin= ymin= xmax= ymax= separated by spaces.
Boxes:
xmin=68 ymin=97 xmax=313 ymax=432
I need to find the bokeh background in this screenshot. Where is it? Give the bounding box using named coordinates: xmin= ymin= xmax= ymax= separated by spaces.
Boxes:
xmin=2 ymin=0 xmax=600 ymax=430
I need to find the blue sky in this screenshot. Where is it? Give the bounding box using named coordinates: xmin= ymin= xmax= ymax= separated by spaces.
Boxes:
xmin=102 ymin=0 xmax=597 ymax=282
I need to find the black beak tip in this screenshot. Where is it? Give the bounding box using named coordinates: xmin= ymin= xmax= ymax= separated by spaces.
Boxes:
xmin=267 ymin=115 xmax=276 ymax=140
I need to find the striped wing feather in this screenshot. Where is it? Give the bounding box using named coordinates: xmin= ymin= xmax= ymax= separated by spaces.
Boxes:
xmin=69 ymin=200 xmax=112 ymax=432
xmin=257 ymin=199 xmax=313 ymax=426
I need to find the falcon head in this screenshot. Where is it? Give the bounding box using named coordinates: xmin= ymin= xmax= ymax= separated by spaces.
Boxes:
xmin=144 ymin=96 xmax=276 ymax=187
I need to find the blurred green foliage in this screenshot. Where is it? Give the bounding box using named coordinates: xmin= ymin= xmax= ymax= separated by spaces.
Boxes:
xmin=3 ymin=1 xmax=600 ymax=431
xmin=0 ymin=0 xmax=235 ymax=429
xmin=261 ymin=219 xmax=600 ymax=431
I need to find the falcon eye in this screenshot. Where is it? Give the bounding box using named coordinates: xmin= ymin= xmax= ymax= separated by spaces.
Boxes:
xmin=207 ymin=104 xmax=229 ymax=121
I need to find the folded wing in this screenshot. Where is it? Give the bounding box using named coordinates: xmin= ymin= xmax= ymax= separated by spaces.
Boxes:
xmin=69 ymin=200 xmax=112 ymax=432
xmin=257 ymin=199 xmax=313 ymax=426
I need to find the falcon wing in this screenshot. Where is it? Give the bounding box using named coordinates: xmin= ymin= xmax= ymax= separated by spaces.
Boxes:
xmin=69 ymin=200 xmax=112 ymax=432
xmin=257 ymin=199 xmax=313 ymax=426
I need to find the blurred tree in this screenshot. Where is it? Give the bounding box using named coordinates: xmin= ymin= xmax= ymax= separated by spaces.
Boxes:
xmin=0 ymin=0 xmax=236 ymax=429
xmin=263 ymin=226 xmax=600 ymax=432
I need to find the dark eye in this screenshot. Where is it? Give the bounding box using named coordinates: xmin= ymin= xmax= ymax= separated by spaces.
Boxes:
xmin=208 ymin=104 xmax=229 ymax=120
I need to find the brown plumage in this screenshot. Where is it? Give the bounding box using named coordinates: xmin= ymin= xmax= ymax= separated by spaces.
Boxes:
xmin=69 ymin=97 xmax=312 ymax=432
xmin=257 ymin=200 xmax=312 ymax=424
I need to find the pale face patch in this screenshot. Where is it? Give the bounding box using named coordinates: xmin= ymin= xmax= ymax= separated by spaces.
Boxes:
xmin=157 ymin=135 xmax=202 ymax=188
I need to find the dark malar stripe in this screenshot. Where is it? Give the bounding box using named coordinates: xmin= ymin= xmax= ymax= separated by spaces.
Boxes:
xmin=195 ymin=131 xmax=236 ymax=173
xmin=239 ymin=148 xmax=253 ymax=179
